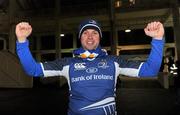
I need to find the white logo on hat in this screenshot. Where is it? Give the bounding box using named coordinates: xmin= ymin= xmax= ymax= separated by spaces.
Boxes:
xmin=89 ymin=20 xmax=97 ymax=24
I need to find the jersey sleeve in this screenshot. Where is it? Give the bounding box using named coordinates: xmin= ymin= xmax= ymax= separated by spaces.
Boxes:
xmin=41 ymin=58 xmax=71 ymax=77
xmin=138 ymin=39 xmax=164 ymax=77
xmin=114 ymin=56 xmax=143 ymax=77
xmin=16 ymin=40 xmax=43 ymax=77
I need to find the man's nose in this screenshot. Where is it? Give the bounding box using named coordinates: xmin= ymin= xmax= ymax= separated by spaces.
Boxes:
xmin=87 ymin=33 xmax=93 ymax=39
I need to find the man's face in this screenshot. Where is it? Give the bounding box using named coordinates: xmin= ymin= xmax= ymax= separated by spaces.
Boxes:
xmin=80 ymin=29 xmax=100 ymax=50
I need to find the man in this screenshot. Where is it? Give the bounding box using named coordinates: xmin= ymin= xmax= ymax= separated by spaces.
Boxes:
xmin=16 ymin=19 xmax=164 ymax=115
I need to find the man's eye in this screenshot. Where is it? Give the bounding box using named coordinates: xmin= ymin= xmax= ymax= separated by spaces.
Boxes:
xmin=83 ymin=32 xmax=88 ymax=35
xmin=93 ymin=32 xmax=98 ymax=34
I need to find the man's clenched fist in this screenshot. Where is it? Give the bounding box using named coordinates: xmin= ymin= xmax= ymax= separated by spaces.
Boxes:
xmin=15 ymin=22 xmax=32 ymax=43
xmin=144 ymin=21 xmax=164 ymax=40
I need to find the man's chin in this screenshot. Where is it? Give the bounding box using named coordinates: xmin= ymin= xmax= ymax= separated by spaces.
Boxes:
xmin=82 ymin=45 xmax=98 ymax=50
xmin=84 ymin=47 xmax=95 ymax=50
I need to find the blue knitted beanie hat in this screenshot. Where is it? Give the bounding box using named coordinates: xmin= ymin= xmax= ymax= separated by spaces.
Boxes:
xmin=78 ymin=19 xmax=102 ymax=39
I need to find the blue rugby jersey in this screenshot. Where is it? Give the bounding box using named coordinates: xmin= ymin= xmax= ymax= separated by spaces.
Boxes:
xmin=16 ymin=39 xmax=164 ymax=115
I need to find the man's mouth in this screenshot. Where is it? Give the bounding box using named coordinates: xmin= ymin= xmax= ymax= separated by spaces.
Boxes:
xmin=87 ymin=41 xmax=93 ymax=44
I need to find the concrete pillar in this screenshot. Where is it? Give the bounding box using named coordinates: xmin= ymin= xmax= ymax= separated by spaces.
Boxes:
xmin=55 ymin=0 xmax=61 ymax=58
xmin=55 ymin=25 xmax=61 ymax=58
xmin=36 ymin=35 xmax=41 ymax=61
xmin=54 ymin=0 xmax=67 ymax=87
xmin=3 ymin=39 xmax=6 ymax=50
xmin=109 ymin=0 xmax=118 ymax=55
xmin=8 ymin=0 xmax=18 ymax=54
xmin=172 ymin=0 xmax=180 ymax=60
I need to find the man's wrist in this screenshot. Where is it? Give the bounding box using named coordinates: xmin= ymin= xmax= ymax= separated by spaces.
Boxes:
xmin=17 ymin=38 xmax=26 ymax=43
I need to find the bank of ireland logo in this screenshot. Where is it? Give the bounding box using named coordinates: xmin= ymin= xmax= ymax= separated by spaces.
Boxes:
xmin=74 ymin=63 xmax=86 ymax=70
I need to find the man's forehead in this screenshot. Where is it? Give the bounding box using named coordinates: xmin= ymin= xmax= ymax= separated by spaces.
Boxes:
xmin=83 ymin=29 xmax=98 ymax=32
